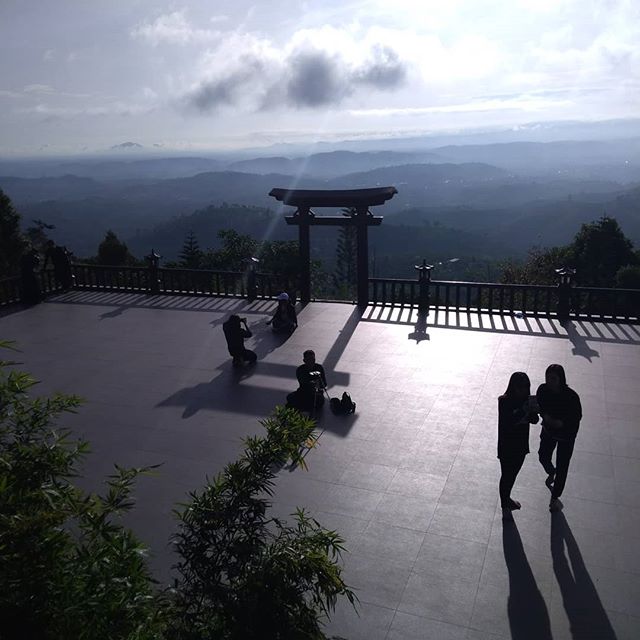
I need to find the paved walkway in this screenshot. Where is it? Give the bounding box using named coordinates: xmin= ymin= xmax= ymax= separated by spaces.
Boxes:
xmin=2 ymin=292 xmax=639 ymax=639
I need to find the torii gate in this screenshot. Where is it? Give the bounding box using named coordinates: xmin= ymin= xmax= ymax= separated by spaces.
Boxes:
xmin=268 ymin=187 xmax=397 ymax=307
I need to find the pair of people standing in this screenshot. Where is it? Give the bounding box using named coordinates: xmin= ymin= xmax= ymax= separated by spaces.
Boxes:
xmin=498 ymin=364 xmax=582 ymax=513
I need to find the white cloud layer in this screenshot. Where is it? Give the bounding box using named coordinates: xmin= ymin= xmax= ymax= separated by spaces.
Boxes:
xmin=0 ymin=0 xmax=638 ymax=152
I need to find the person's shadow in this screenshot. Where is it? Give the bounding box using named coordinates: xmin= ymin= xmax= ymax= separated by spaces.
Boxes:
xmin=551 ymin=512 xmax=617 ymax=639
xmin=502 ymin=520 xmax=553 ymax=640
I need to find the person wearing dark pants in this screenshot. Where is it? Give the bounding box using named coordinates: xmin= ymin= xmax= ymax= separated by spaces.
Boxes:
xmin=498 ymin=372 xmax=539 ymax=512
xmin=536 ymin=364 xmax=582 ymax=512
xmin=286 ymin=350 xmax=327 ymax=413
xmin=222 ymin=315 xmax=257 ymax=367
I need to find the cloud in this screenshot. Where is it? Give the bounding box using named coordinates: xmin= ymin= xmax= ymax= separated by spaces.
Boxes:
xmin=285 ymin=50 xmax=347 ymax=107
xmin=131 ymin=10 xmax=220 ymax=45
xmin=20 ymin=102 xmax=154 ymax=119
xmin=183 ymin=33 xmax=409 ymax=113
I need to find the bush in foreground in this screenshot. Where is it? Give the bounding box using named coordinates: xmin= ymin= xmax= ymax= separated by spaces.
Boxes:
xmin=0 ymin=342 xmax=355 ymax=639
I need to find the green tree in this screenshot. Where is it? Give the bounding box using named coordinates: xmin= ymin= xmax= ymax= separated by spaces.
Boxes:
xmin=97 ymin=230 xmax=136 ymax=266
xmin=169 ymin=406 xmax=356 ymax=639
xmin=500 ymin=246 xmax=571 ymax=285
xmin=178 ymin=230 xmax=203 ymax=269
xmin=568 ymin=215 xmax=637 ymax=286
xmin=1 ymin=343 xmax=355 ymax=640
xmin=0 ymin=341 xmax=162 ymax=640
xmin=25 ymin=218 xmax=55 ymax=254
xmin=615 ymin=264 xmax=640 ymax=288
xmin=203 ymin=229 xmax=259 ymax=270
xmin=0 ymin=190 xmax=27 ymax=276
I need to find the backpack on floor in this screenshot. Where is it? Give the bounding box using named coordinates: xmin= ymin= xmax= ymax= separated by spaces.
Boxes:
xmin=330 ymin=391 xmax=356 ymax=415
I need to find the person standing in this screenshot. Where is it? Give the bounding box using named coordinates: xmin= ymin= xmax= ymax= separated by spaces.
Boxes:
xmin=498 ymin=372 xmax=539 ymax=512
xmin=537 ymin=364 xmax=582 ymax=512
xmin=222 ymin=315 xmax=257 ymax=367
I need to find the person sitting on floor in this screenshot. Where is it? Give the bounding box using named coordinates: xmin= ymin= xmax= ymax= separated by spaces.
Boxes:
xmin=286 ymin=350 xmax=327 ymax=412
xmin=266 ymin=292 xmax=298 ymax=334
xmin=222 ymin=314 xmax=257 ymax=367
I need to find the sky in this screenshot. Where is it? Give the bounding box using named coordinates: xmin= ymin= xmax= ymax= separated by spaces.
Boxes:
xmin=0 ymin=0 xmax=638 ymax=155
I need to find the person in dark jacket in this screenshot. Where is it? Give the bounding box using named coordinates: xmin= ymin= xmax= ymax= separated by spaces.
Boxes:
xmin=537 ymin=364 xmax=582 ymax=512
xmin=498 ymin=372 xmax=539 ymax=511
xmin=286 ymin=350 xmax=327 ymax=412
xmin=266 ymin=292 xmax=297 ymax=334
xmin=222 ymin=315 xmax=257 ymax=367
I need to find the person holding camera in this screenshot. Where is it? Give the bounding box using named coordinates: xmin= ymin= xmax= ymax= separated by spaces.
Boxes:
xmin=286 ymin=350 xmax=327 ymax=412
xmin=222 ymin=314 xmax=257 ymax=367
xmin=498 ymin=372 xmax=539 ymax=512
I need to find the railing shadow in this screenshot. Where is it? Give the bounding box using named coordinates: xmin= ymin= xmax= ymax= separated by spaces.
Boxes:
xmin=502 ymin=519 xmax=553 ymax=640
xmin=362 ymin=304 xmax=640 ymax=345
xmin=46 ymin=290 xmax=277 ymax=316
xmin=551 ymin=512 xmax=618 ymax=640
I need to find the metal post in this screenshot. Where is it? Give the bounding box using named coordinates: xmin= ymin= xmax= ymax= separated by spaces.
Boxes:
xmin=555 ymin=266 xmax=575 ymax=321
xmin=246 ymin=257 xmax=259 ymax=302
xmin=355 ymin=207 xmax=369 ymax=308
xmin=298 ymin=207 xmax=311 ymax=303
xmin=145 ymin=249 xmax=161 ymax=295
xmin=415 ymin=259 xmax=434 ymax=313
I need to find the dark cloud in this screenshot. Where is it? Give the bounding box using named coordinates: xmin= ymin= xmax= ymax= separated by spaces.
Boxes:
xmin=286 ymin=50 xmax=348 ymax=107
xmin=186 ymin=56 xmax=264 ymax=111
xmin=353 ymin=46 xmax=407 ymax=88
xmin=185 ymin=45 xmax=408 ymax=113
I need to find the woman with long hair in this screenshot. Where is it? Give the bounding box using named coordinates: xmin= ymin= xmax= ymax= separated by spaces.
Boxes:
xmin=498 ymin=372 xmax=539 ymax=511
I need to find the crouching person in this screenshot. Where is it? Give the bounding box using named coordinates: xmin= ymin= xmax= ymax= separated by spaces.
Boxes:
xmin=223 ymin=315 xmax=257 ymax=367
xmin=286 ymin=350 xmax=326 ymax=413
xmin=267 ymin=292 xmax=298 ymax=334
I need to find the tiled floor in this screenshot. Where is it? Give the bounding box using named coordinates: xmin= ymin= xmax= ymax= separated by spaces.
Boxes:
xmin=2 ymin=291 xmax=639 ymax=639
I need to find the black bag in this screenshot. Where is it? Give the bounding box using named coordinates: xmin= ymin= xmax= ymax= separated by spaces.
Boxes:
xmin=330 ymin=392 xmax=356 ymax=415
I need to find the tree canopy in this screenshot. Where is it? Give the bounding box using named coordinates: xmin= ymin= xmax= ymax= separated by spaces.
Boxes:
xmin=0 ymin=190 xmax=26 ymax=277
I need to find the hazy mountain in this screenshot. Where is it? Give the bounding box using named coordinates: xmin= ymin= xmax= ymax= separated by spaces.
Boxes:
xmin=111 ymin=142 xmax=144 ymax=150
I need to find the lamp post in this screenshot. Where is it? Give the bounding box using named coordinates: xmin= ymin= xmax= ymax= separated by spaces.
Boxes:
xmin=145 ymin=249 xmax=161 ymax=295
xmin=555 ymin=266 xmax=575 ymax=322
xmin=415 ymin=259 xmax=434 ymax=313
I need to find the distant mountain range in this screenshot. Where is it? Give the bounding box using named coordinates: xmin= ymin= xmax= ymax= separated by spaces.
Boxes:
xmin=1 ymin=136 xmax=638 ymax=264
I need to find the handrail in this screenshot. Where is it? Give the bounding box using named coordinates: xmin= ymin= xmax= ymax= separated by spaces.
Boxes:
xmin=2 ymin=262 xmax=637 ymax=323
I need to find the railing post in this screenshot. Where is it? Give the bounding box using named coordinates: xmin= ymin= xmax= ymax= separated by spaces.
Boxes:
xmin=246 ymin=257 xmax=259 ymax=302
xmin=415 ymin=259 xmax=434 ymax=313
xmin=555 ymin=266 xmax=576 ymax=321
xmin=145 ymin=249 xmax=161 ymax=295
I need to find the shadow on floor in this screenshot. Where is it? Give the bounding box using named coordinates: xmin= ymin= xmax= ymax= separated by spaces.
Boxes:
xmin=155 ymin=306 xmax=361 ymax=437
xmin=156 ymin=368 xmax=288 ymax=419
xmin=362 ymin=304 xmax=640 ymax=345
xmin=47 ymin=290 xmax=277 ymax=316
xmin=563 ymin=320 xmax=600 ymax=361
xmin=551 ymin=512 xmax=618 ymax=640
xmin=502 ymin=519 xmax=553 ymax=640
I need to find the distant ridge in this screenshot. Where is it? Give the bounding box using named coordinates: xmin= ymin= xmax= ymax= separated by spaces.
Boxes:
xmin=111 ymin=141 xmax=143 ymax=150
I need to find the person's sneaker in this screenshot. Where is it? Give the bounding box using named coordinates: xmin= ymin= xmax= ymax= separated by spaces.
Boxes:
xmin=549 ymin=498 xmax=563 ymax=512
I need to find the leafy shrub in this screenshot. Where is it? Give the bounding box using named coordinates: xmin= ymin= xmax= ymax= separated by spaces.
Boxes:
xmin=0 ymin=343 xmax=355 ymax=640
